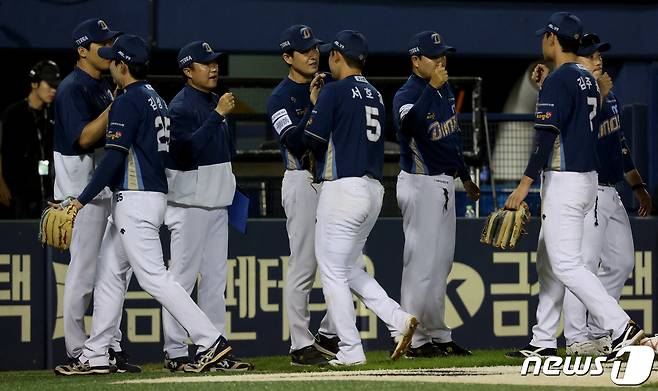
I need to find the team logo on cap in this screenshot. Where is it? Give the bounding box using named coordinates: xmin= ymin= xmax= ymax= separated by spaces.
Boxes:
xmin=203 ymin=42 xmax=213 ymax=53
xmin=548 ymin=23 xmax=559 ymax=32
xmin=300 ymin=27 xmax=312 ymax=39
xmin=431 ymin=33 xmax=442 ymax=44
xmin=98 ymin=20 xmax=108 ymax=30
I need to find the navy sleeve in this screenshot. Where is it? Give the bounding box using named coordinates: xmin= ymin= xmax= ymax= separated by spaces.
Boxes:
xmin=523 ymin=129 xmax=558 ymax=181
xmin=267 ymin=94 xmax=311 ymax=157
xmin=619 ymin=130 xmax=636 ymax=173
xmin=534 ymin=76 xmax=570 ymax=133
xmin=55 ymin=85 xmax=97 ymax=150
xmin=105 ymin=98 xmax=141 ymax=152
xmin=396 ymin=85 xmax=437 ymax=138
xmin=77 ymin=148 xmax=124 ymax=205
xmin=304 ymin=86 xmax=335 ymax=155
xmin=169 ymin=102 xmax=226 ymax=159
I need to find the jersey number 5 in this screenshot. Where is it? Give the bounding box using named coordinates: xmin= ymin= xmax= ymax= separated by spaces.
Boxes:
xmin=155 ymin=116 xmax=171 ymax=152
xmin=587 ymin=97 xmax=598 ymax=132
xmin=365 ymin=106 xmax=381 ymax=142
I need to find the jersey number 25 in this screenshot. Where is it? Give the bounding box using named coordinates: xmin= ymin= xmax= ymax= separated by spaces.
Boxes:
xmin=365 ymin=106 xmax=381 ymax=142
xmin=155 ymin=115 xmax=171 ymax=152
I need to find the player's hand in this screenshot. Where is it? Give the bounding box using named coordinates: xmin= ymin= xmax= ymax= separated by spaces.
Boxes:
xmin=505 ymin=176 xmax=533 ymax=210
xmin=634 ymin=187 xmax=652 ymax=217
xmin=532 ymin=64 xmax=550 ymax=88
xmin=216 ymin=92 xmax=236 ymax=116
xmin=597 ymin=73 xmax=613 ymax=98
xmin=463 ymin=180 xmax=480 ymax=202
xmin=0 ymin=177 xmax=11 ymax=206
xmin=48 ymin=198 xmax=83 ymax=211
xmin=429 ymin=63 xmax=448 ymax=89
xmin=310 ymin=73 xmax=326 ymax=105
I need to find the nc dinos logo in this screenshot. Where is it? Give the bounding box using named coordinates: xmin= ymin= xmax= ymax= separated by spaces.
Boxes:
xmin=445 ymin=262 xmax=485 ymax=328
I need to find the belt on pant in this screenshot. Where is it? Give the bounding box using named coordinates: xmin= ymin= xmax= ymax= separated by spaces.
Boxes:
xmin=598 ymin=182 xmax=617 ymax=187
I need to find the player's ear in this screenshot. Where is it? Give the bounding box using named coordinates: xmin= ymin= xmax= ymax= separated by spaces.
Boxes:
xmin=182 ymin=67 xmax=193 ymax=79
xmin=282 ymin=52 xmax=294 ymax=66
xmin=77 ymin=46 xmax=88 ymax=59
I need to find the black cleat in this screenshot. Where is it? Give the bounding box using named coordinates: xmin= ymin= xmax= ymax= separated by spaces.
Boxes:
xmin=291 ymin=345 xmax=329 ymax=366
xmin=54 ymin=358 xmax=110 ymax=376
xmin=164 ymin=353 xmax=190 ymax=372
xmin=314 ymin=333 xmax=340 ymax=357
xmin=405 ymin=342 xmax=449 ymax=358
xmin=211 ymin=355 xmax=255 ymax=372
xmin=607 ymin=320 xmax=644 ymax=361
xmin=505 ymin=344 xmax=557 ymax=358
xmin=109 ymin=348 xmax=141 ymax=373
xmin=433 ymin=340 xmax=472 ymax=356
xmin=183 ymin=335 xmax=233 ymax=373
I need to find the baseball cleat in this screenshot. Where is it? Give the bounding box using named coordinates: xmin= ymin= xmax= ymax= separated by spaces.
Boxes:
xmin=505 ymin=344 xmax=557 ymax=358
xmin=210 ymin=355 xmax=254 ymax=372
xmin=405 ymin=342 xmax=448 ymax=358
xmin=314 ymin=333 xmax=340 ymax=357
xmin=183 ymin=335 xmax=232 ymax=373
xmin=566 ymin=336 xmax=611 ymax=356
xmin=109 ymin=348 xmax=141 ymax=373
xmin=291 ymin=345 xmax=330 ymax=366
xmin=433 ymin=340 xmax=472 ymax=356
xmin=327 ymin=359 xmax=366 ymax=367
xmin=164 ymin=353 xmax=190 ymax=372
xmin=607 ymin=320 xmax=644 ymax=361
xmin=54 ymin=358 xmax=110 ymax=376
xmin=390 ymin=315 xmax=419 ymax=360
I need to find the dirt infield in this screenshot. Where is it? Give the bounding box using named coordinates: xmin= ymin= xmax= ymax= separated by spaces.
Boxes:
xmin=117 ymin=364 xmax=658 ymax=387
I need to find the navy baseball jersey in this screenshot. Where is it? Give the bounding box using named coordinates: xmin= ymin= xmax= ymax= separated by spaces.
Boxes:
xmin=54 ymin=67 xmax=113 ymax=155
xmin=596 ymin=92 xmax=635 ymax=184
xmin=105 ymin=81 xmax=168 ymax=193
xmin=164 ymin=84 xmax=236 ymax=208
xmin=393 ymin=74 xmax=469 ymax=181
xmin=534 ymin=63 xmax=601 ymax=172
xmin=267 ymin=78 xmax=313 ymax=170
xmin=305 ymin=75 xmax=385 ymax=181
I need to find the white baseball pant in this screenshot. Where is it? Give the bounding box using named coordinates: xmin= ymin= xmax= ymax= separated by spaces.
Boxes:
xmin=162 ymin=204 xmax=229 ymax=359
xmin=530 ymin=171 xmax=630 ymax=349
xmin=80 ymin=191 xmax=221 ymax=367
xmin=397 ymin=171 xmax=455 ymax=346
xmin=562 ymin=185 xmax=635 ymax=345
xmin=315 ymin=176 xmax=412 ymax=364
xmin=281 ymin=169 xmax=335 ymax=352
xmin=63 ymin=198 xmax=127 ymax=359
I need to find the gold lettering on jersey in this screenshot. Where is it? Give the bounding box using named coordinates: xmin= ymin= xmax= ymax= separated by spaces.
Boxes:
xmin=599 ymin=114 xmax=620 ymax=139
xmin=429 ymin=115 xmax=458 ymax=141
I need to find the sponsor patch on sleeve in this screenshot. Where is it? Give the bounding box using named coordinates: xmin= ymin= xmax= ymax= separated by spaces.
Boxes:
xmin=272 ymin=108 xmax=293 ymax=135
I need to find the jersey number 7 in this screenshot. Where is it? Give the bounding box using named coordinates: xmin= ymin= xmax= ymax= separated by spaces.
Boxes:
xmin=587 ymin=97 xmax=597 ymax=133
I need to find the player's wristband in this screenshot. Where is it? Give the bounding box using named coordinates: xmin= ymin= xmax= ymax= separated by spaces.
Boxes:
xmin=632 ymin=183 xmax=647 ymax=191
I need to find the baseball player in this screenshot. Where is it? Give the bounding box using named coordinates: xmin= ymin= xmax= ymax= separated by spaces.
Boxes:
xmin=304 ymin=30 xmax=419 ymax=366
xmin=52 ymin=18 xmax=138 ymax=373
xmin=162 ymin=40 xmax=252 ymax=372
xmin=266 ymin=24 xmax=340 ymax=366
xmin=505 ymin=12 xmax=644 ymax=359
xmin=393 ymin=31 xmax=479 ymax=358
xmin=53 ymin=35 xmax=232 ymax=375
xmin=559 ymin=33 xmax=652 ymax=356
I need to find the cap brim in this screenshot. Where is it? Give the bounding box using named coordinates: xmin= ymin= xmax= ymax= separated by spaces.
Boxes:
xmin=199 ymin=52 xmax=223 ymax=64
xmin=95 ymin=30 xmax=122 ymax=44
xmin=97 ymin=46 xmax=117 ymax=60
xmin=577 ymin=42 xmax=611 ymax=57
xmin=319 ymin=42 xmax=334 ymax=54
xmin=43 ymin=78 xmax=61 ymax=88
xmin=535 ymin=28 xmax=548 ymax=37
xmin=297 ymin=38 xmax=323 ymax=52
xmin=420 ymin=45 xmax=455 ymax=58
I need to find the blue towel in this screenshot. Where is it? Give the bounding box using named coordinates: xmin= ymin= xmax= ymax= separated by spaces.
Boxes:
xmin=228 ymin=189 xmax=249 ymax=234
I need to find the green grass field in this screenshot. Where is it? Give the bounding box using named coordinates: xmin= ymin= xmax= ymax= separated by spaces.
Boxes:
xmin=1 ymin=350 xmax=657 ymax=391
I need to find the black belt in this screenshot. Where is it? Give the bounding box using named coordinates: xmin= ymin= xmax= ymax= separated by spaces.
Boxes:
xmin=598 ymin=182 xmax=616 ymax=187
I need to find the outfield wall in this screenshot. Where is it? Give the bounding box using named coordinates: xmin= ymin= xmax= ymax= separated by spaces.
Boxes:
xmin=0 ymin=218 xmax=656 ymax=370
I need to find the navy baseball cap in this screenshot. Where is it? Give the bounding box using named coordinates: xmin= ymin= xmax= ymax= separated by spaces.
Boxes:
xmin=320 ymin=30 xmax=368 ymax=63
xmin=577 ymin=33 xmax=611 ymax=56
xmin=535 ymin=12 xmax=583 ymax=41
xmin=279 ymin=24 xmax=323 ymax=52
xmin=72 ymin=18 xmax=121 ymax=48
xmin=98 ymin=35 xmax=150 ymax=65
xmin=178 ymin=41 xmax=222 ymax=69
xmin=408 ymin=31 xmax=455 ymax=57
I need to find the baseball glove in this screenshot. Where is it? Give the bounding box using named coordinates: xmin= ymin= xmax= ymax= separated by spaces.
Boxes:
xmin=39 ymin=200 xmax=78 ymax=250
xmin=480 ymin=202 xmax=530 ymax=249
